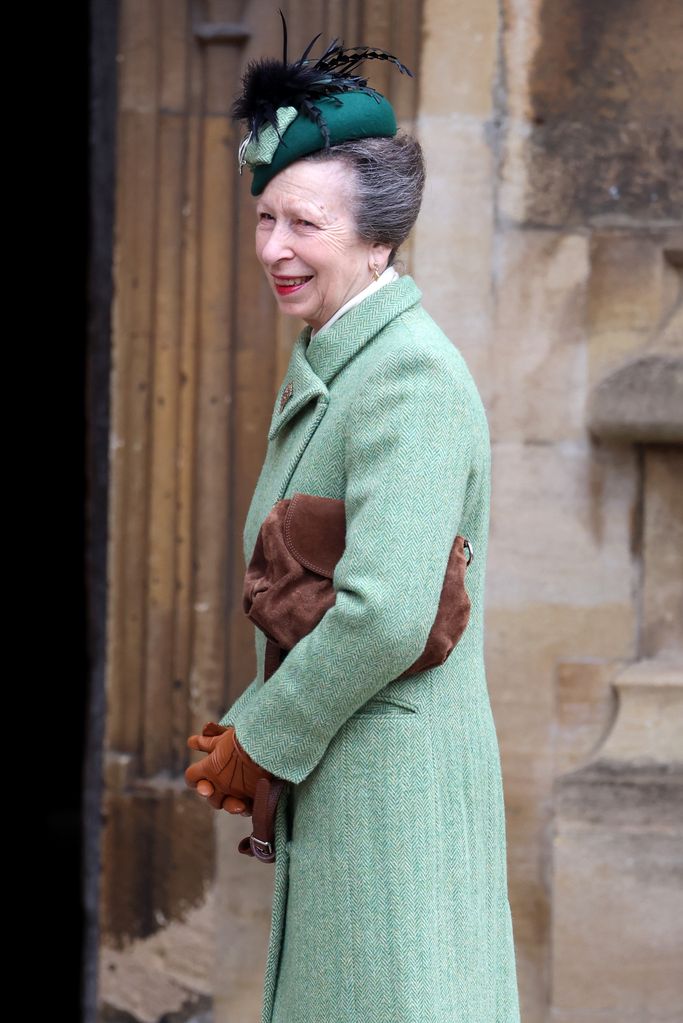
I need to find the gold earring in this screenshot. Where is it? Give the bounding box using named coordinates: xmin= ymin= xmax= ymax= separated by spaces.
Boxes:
xmin=372 ymin=263 xmax=381 ymax=281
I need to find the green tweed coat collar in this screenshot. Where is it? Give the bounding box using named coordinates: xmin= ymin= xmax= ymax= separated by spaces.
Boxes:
xmin=268 ymin=274 xmax=422 ymax=440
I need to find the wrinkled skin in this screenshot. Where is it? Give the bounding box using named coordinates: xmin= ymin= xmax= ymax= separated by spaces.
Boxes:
xmin=255 ymin=158 xmax=391 ymax=331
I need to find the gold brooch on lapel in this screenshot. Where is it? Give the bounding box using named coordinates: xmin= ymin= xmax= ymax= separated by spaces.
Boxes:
xmin=279 ymin=381 xmax=294 ymax=412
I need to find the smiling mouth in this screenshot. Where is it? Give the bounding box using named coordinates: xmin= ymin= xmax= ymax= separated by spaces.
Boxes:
xmin=272 ymin=275 xmax=313 ymax=295
xmin=273 ymin=275 xmax=313 ymax=286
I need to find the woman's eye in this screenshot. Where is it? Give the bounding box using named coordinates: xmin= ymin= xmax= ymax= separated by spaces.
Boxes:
xmin=297 ymin=218 xmax=315 ymax=228
xmin=258 ymin=212 xmax=274 ymax=222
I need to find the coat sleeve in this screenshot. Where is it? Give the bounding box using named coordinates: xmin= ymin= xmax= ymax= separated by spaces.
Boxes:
xmin=218 ymin=676 xmax=259 ymax=729
xmin=230 ymin=345 xmax=479 ymax=784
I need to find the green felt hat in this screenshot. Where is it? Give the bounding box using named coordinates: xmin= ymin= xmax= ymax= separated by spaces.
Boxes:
xmin=232 ymin=14 xmax=412 ymax=196
xmin=246 ymin=93 xmax=397 ymax=196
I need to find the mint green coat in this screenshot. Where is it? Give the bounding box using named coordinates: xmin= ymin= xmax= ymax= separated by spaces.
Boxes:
xmin=220 ymin=276 xmax=520 ymax=1023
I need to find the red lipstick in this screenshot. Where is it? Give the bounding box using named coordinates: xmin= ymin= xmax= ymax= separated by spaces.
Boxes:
xmin=272 ymin=274 xmax=313 ymax=296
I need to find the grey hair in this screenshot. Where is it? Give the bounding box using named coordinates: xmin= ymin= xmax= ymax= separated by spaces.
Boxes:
xmin=301 ymin=132 xmax=425 ymax=266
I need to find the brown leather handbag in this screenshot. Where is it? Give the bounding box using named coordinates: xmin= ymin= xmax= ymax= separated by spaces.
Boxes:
xmin=236 ymin=491 xmax=473 ymax=862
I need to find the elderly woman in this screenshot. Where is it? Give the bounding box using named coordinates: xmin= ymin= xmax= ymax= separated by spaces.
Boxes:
xmin=186 ymin=27 xmax=520 ymax=1023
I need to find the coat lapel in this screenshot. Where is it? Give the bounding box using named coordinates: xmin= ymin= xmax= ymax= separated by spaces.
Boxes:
xmin=268 ymin=275 xmax=423 ymax=442
xmin=268 ymin=329 xmax=327 ymax=441
xmin=306 ymin=275 xmax=422 ymax=385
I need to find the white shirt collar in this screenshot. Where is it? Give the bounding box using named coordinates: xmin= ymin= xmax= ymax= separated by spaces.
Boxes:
xmin=309 ymin=266 xmax=400 ymax=341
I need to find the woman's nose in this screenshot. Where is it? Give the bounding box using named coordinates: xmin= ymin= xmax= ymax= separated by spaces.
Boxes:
xmin=260 ymin=223 xmax=294 ymax=265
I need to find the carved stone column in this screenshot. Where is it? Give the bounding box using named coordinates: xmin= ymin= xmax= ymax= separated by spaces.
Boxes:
xmin=550 ymin=236 xmax=683 ymax=1023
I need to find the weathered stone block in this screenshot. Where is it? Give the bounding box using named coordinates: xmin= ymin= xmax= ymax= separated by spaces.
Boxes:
xmin=489 ymin=230 xmax=589 ymax=442
xmin=642 ymin=450 xmax=683 ymax=658
xmin=587 ymin=354 xmax=683 ymax=443
xmin=487 ymin=440 xmax=637 ymax=608
xmin=587 ymin=233 xmax=674 ymax=382
xmin=598 ymin=659 xmax=683 ymax=764
xmin=553 ymin=659 xmax=620 ymax=775
xmin=551 ymin=761 xmax=683 ymax=1022
xmin=586 ymin=231 xmax=683 ymax=399
xmin=421 ymin=0 xmax=499 ymax=117
xmin=500 ymin=0 xmax=683 ymax=227
xmin=413 ymin=116 xmax=496 ymax=402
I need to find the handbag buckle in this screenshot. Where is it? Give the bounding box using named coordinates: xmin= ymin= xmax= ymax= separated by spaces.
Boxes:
xmin=463 ymin=538 xmax=473 ymax=565
xmin=250 ymin=835 xmax=275 ymax=861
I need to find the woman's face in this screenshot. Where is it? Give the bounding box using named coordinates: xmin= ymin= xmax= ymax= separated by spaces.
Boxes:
xmin=254 ymin=158 xmax=390 ymax=332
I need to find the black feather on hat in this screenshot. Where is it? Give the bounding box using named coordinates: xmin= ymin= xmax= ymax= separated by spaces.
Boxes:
xmin=232 ymin=9 xmax=413 ymax=148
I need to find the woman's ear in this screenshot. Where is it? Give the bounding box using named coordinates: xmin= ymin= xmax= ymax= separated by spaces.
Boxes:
xmin=369 ymin=241 xmax=393 ymax=274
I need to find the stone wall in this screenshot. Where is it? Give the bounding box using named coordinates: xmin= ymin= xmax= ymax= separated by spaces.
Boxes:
xmin=414 ymin=1 xmax=682 ymax=1020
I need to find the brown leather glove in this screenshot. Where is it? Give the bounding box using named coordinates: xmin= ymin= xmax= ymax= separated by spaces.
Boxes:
xmin=186 ymin=723 xmax=250 ymax=814
xmin=185 ymin=722 xmax=276 ymax=813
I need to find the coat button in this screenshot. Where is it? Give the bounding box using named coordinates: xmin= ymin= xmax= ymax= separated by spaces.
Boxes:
xmin=279 ymin=382 xmax=294 ymax=411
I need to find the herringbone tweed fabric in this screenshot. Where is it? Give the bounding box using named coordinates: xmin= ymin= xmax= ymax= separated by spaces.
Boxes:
xmin=220 ymin=275 xmax=520 ymax=1023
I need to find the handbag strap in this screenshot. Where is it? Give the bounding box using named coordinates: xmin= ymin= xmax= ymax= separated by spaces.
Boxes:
xmin=238 ymin=777 xmax=287 ymax=862
xmin=264 ymin=637 xmax=284 ymax=680
xmin=238 ymin=639 xmax=288 ymax=862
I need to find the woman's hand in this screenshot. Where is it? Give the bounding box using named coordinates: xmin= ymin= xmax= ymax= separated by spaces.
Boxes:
xmin=185 ymin=722 xmax=274 ymax=814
